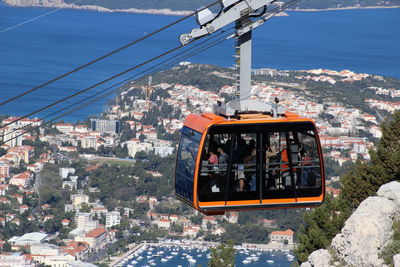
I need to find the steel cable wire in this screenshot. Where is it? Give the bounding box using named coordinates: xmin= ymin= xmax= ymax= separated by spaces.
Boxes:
xmin=0 ymin=0 xmax=221 ymax=106
xmin=0 ymin=30 xmax=234 ymax=145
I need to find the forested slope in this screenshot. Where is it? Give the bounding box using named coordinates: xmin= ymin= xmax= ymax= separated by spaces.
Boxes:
xmin=295 ymin=110 xmax=400 ymax=264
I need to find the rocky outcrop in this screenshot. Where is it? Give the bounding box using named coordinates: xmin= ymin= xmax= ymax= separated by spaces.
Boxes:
xmin=301 ymin=181 xmax=400 ymax=267
xmin=301 ymin=249 xmax=332 ymax=267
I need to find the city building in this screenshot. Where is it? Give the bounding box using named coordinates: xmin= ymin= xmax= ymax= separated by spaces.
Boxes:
xmin=59 ymin=168 xmax=75 ymax=179
xmin=74 ymin=228 xmax=107 ymax=250
xmin=0 ymin=163 xmax=9 ymax=178
xmin=70 ymin=194 xmax=89 ymax=209
xmin=157 ymin=218 xmax=171 ymax=230
xmin=105 ymin=211 xmax=121 ymax=228
xmin=270 ymin=229 xmax=294 ymax=245
xmin=8 ymin=232 xmax=48 ymax=246
xmin=125 ymin=139 xmax=152 ymax=158
xmin=9 ymin=172 xmax=32 ymax=188
xmin=0 ymin=253 xmax=35 ymax=267
xmin=154 ymin=145 xmax=174 ymax=157
xmin=74 ymin=212 xmax=97 ymax=229
xmin=54 ymin=123 xmax=74 ymax=134
xmin=90 ymin=119 xmax=120 ymax=134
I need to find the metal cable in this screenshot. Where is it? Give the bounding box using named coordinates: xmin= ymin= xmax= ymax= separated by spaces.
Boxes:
xmin=0 ymin=0 xmax=221 ymax=106
xmin=0 ymin=30 xmax=234 ymax=145
xmin=1 ymin=29 xmax=231 ymax=137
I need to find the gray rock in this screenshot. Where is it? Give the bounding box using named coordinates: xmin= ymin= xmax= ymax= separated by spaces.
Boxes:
xmin=300 ymin=249 xmax=331 ymax=267
xmin=377 ymin=181 xmax=400 ymax=207
xmin=308 ymin=249 xmax=332 ymax=267
xmin=394 ymin=254 xmax=400 ymax=267
xmin=302 ymin=182 xmax=400 ymax=267
xmin=331 ymin=196 xmax=397 ymax=267
xmin=300 ymin=262 xmax=312 ymax=267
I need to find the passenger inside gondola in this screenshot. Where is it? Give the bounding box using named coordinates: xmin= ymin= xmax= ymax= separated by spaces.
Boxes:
xmin=265 ymin=142 xmax=278 ymax=189
xmin=197 ymin=127 xmax=322 ymax=201
xmin=207 ymin=146 xmax=219 ymax=192
xmin=245 ymin=147 xmax=257 ymax=191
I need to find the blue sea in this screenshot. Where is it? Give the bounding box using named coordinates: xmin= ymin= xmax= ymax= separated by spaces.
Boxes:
xmin=119 ymin=244 xmax=294 ymax=267
xmin=0 ymin=5 xmax=399 ymax=121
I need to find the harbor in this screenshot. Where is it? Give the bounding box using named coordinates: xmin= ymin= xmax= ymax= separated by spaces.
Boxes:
xmin=111 ymin=241 xmax=295 ymax=267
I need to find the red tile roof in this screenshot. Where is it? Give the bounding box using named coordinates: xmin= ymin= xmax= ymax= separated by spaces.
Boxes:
xmin=271 ymin=229 xmax=294 ymax=236
xmin=85 ymin=228 xmax=106 ymax=238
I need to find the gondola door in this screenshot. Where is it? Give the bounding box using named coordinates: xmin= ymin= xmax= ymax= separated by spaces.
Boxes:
xmin=197 ymin=125 xmax=263 ymax=212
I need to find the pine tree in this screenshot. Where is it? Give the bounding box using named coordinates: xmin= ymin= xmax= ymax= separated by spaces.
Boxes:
xmin=295 ymin=110 xmax=400 ymax=262
xmin=371 ymin=111 xmax=400 ymax=183
xmin=341 ymin=110 xmax=400 ymax=209
xmin=295 ymin=196 xmax=346 ymax=262
xmin=208 ymin=241 xmax=235 ymax=267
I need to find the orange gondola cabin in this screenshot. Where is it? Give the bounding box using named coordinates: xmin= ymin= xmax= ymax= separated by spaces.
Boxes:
xmin=175 ymin=112 xmax=325 ymax=215
xmin=175 ymin=0 xmax=325 ymax=215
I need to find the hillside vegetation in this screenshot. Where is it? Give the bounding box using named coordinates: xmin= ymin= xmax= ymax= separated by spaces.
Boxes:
xmin=295 ymin=110 xmax=400 ymax=263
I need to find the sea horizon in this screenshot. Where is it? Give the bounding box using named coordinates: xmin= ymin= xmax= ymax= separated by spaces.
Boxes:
xmin=0 ymin=6 xmax=399 ymax=121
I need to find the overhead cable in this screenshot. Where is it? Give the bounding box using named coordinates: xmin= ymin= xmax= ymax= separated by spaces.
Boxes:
xmin=0 ymin=0 xmax=221 ymax=106
xmin=0 ymin=0 xmax=83 ymax=35
xmin=2 ymin=29 xmax=230 ymax=138
xmin=0 ymin=30 xmax=233 ymax=145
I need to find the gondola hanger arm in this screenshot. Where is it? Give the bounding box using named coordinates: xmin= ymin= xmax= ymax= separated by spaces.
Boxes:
xmin=180 ymin=0 xmax=277 ymax=45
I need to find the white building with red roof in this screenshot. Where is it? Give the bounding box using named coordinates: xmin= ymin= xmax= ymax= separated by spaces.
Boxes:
xmin=19 ymin=204 xmax=29 ymax=214
xmin=202 ymin=216 xmax=217 ymax=229
xmin=74 ymin=125 xmax=88 ymax=133
xmin=27 ymin=162 xmax=43 ymax=173
xmin=270 ymin=229 xmax=294 ymax=245
xmin=136 ymin=195 xmax=148 ymax=203
xmin=169 ymin=215 xmax=179 ymax=223
xmin=0 ymin=163 xmax=10 ymax=178
xmin=183 ymin=225 xmax=201 ymax=237
xmin=61 ymin=240 xmax=90 ymax=260
xmin=11 ymin=218 xmax=21 ymax=226
xmin=0 ymin=184 xmax=9 ymax=196
xmin=61 ymin=219 xmax=70 ymax=227
xmin=91 ymin=207 xmax=108 ymax=216
xmin=75 ymin=228 xmax=107 ymax=250
xmin=157 ymin=218 xmax=171 ymax=230
xmin=0 ymin=197 xmax=10 ymax=205
xmin=54 ymin=123 xmax=74 ymax=134
xmin=0 ymin=253 xmax=35 ymax=266
xmin=147 ymin=211 xmax=159 ymax=220
xmin=326 ymin=187 xmax=341 ymax=198
xmin=9 ymin=171 xmax=32 ymax=188
xmin=59 ymin=146 xmax=78 ymax=152
xmin=225 ymin=212 xmax=239 ymax=223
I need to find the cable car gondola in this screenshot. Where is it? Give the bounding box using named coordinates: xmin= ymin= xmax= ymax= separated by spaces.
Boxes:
xmin=175 ymin=112 xmax=325 ymax=215
xmin=175 ymin=0 xmax=325 ymax=215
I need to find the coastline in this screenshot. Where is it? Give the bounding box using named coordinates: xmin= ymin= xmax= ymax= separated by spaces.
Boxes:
xmin=3 ymin=2 xmax=194 ymax=16
xmin=4 ymin=2 xmax=398 ymax=16
xmin=109 ymin=240 xmax=295 ymax=267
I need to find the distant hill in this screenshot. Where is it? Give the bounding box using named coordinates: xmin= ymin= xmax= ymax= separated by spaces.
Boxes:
xmin=62 ymin=0 xmax=400 ymax=11
xmin=4 ymin=0 xmax=399 ymax=13
xmin=132 ymin=63 xmax=400 ymax=115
